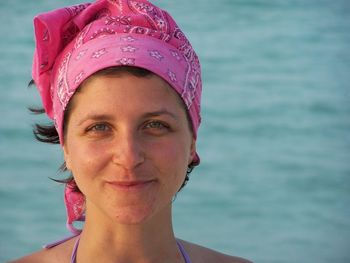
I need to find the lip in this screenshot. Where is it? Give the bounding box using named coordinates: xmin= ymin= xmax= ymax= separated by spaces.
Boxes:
xmin=106 ymin=179 xmax=156 ymax=191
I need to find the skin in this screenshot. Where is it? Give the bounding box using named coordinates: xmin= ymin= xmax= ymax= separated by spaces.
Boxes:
xmin=10 ymin=73 xmax=252 ymax=263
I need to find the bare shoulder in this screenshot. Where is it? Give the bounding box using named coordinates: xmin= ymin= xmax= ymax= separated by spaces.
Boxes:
xmin=8 ymin=249 xmax=50 ymax=263
xmin=8 ymin=236 xmax=77 ymax=263
xmin=178 ymin=239 xmax=253 ymax=263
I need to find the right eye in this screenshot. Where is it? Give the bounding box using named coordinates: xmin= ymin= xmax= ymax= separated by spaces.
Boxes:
xmin=86 ymin=123 xmax=111 ymax=133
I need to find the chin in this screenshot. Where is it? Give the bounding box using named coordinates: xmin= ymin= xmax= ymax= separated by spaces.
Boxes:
xmin=110 ymin=205 xmax=158 ymax=225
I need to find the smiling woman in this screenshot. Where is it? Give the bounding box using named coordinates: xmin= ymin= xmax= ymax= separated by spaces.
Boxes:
xmin=63 ymin=70 xmax=195 ymax=227
xmin=61 ymin=67 xmax=195 ymax=195
xmin=9 ymin=0 xmax=251 ymax=262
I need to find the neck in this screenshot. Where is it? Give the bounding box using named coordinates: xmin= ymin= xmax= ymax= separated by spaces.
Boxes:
xmin=76 ymin=201 xmax=183 ymax=263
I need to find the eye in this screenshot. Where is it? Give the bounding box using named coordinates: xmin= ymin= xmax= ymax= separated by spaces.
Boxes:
xmin=143 ymin=120 xmax=170 ymax=132
xmin=145 ymin=121 xmax=165 ymax=129
xmin=86 ymin=123 xmax=111 ymax=133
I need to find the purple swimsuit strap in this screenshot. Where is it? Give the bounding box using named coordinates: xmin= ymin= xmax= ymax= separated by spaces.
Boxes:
xmin=176 ymin=239 xmax=192 ymax=263
xmin=70 ymin=237 xmax=192 ymax=263
xmin=43 ymin=234 xmax=80 ymax=249
xmin=70 ymin=235 xmax=80 ymax=263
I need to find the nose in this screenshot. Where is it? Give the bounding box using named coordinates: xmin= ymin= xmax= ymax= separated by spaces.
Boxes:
xmin=111 ymin=131 xmax=145 ymax=170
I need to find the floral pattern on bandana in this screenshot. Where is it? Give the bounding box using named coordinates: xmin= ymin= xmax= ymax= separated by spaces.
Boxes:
xmin=130 ymin=1 xmax=168 ymax=33
xmin=149 ymin=50 xmax=164 ymax=61
xmin=121 ymin=35 xmax=136 ymax=42
xmin=118 ymin=57 xmax=136 ymax=66
xmin=105 ymin=15 xmax=131 ymax=26
xmin=90 ymin=27 xmax=116 ymax=40
xmin=75 ymin=23 xmax=92 ymax=50
xmin=108 ymin=0 xmax=124 ymax=12
xmin=169 ymin=49 xmax=182 ymax=61
xmin=57 ymin=52 xmax=73 ymax=108
xmin=121 ymin=45 xmax=138 ymax=53
xmin=167 ymin=69 xmax=177 ymax=83
xmin=74 ymin=71 xmax=85 ymax=85
xmin=65 ymin=4 xmax=90 ymax=16
xmin=75 ymin=49 xmax=88 ymax=60
xmin=92 ymin=48 xmax=108 ymax=58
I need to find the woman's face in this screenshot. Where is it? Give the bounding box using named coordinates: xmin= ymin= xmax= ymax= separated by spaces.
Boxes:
xmin=63 ymin=72 xmax=196 ymax=224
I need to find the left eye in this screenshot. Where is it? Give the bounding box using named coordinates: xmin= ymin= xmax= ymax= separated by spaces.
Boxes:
xmin=144 ymin=121 xmax=168 ymax=130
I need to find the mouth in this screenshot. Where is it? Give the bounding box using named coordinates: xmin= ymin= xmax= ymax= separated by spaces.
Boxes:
xmin=106 ymin=179 xmax=157 ymax=191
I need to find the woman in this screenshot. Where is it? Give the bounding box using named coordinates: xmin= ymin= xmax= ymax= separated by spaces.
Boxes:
xmin=12 ymin=0 xmax=251 ymax=262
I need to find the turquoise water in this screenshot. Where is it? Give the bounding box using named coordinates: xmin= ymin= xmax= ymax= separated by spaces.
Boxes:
xmin=1 ymin=0 xmax=350 ymax=262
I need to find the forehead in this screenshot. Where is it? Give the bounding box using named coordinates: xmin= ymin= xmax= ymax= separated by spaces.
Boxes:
xmin=68 ymin=72 xmax=188 ymax=117
xmin=62 ymin=71 xmax=194 ymax=137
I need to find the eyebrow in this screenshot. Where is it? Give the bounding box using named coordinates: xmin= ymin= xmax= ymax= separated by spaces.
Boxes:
xmin=141 ymin=110 xmax=178 ymax=120
xmin=76 ymin=109 xmax=178 ymax=126
xmin=77 ymin=114 xmax=115 ymax=126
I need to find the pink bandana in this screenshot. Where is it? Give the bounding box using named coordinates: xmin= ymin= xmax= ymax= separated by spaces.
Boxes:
xmin=32 ymin=0 xmax=202 ymax=233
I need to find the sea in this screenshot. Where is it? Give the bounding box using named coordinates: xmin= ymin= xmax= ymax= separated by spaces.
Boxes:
xmin=0 ymin=0 xmax=349 ymax=262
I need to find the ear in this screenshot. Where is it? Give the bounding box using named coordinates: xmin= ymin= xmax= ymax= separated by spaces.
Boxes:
xmin=63 ymin=144 xmax=72 ymax=170
xmin=188 ymin=137 xmax=197 ymax=164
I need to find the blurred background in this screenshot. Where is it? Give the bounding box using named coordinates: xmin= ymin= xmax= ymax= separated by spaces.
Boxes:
xmin=1 ymin=0 xmax=349 ymax=262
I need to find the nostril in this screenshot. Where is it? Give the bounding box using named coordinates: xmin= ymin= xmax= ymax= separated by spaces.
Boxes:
xmin=111 ymin=139 xmax=145 ymax=169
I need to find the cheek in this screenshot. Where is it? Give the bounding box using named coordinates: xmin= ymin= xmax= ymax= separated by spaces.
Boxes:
xmin=66 ymin=141 xmax=111 ymax=185
xmin=147 ymin=137 xmax=189 ymax=181
xmin=151 ymin=137 xmax=188 ymax=161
